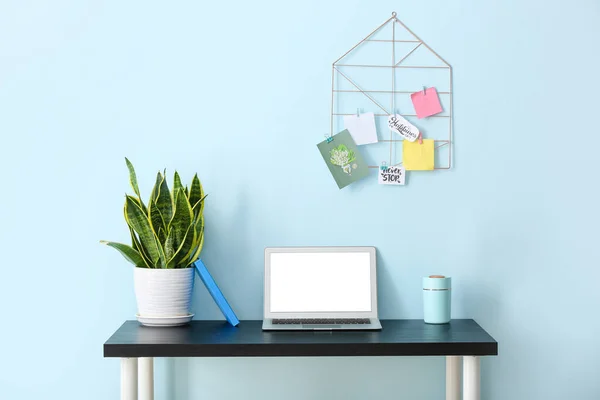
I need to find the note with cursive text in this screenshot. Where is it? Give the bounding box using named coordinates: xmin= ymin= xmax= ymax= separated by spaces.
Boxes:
xmin=387 ymin=114 xmax=419 ymax=142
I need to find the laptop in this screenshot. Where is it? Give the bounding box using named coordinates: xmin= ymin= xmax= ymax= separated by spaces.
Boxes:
xmin=262 ymin=246 xmax=382 ymax=331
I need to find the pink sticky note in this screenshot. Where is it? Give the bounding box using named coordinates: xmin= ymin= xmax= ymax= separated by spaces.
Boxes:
xmin=411 ymin=87 xmax=443 ymax=119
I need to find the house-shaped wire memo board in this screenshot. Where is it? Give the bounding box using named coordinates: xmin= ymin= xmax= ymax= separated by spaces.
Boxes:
xmin=330 ymin=12 xmax=453 ymax=170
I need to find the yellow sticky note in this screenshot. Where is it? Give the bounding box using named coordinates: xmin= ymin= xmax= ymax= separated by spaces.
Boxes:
xmin=403 ymin=139 xmax=435 ymax=170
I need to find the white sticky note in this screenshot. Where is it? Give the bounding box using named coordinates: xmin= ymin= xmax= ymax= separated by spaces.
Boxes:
xmin=388 ymin=114 xmax=419 ymax=142
xmin=378 ymin=166 xmax=405 ymax=185
xmin=343 ymin=112 xmax=378 ymax=145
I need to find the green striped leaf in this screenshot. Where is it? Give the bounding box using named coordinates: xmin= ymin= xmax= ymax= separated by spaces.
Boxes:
xmin=124 ymin=205 xmax=142 ymax=253
xmin=125 ymin=195 xmax=164 ymax=268
xmin=189 ymin=174 xmax=204 ymax=217
xmin=169 ymin=188 xmax=193 ymax=252
xmin=173 ymin=171 xmax=184 ymax=201
xmin=193 ymin=215 xmax=204 ymax=238
xmin=157 ymin=227 xmax=166 ymax=247
xmin=187 ymin=232 xmax=204 ymax=266
xmin=164 ymin=228 xmax=175 ymax=262
xmin=149 ymin=171 xmax=162 ymax=203
xmin=154 ymin=172 xmax=173 ymax=225
xmin=125 ymin=158 xmax=147 ymax=214
xmin=149 ymin=202 xmax=166 ymax=243
xmin=186 ymin=216 xmax=204 ymax=265
xmin=100 ymin=241 xmax=145 ymax=267
xmin=167 ymin=225 xmax=195 ymax=268
xmin=129 ymin=227 xmax=152 ymax=268
xmin=128 ymin=196 xmax=148 ymax=218
xmin=191 ymin=194 xmax=207 ymax=219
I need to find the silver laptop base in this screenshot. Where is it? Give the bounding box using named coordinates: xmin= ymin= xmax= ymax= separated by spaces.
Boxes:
xmin=262 ymin=318 xmax=382 ymax=331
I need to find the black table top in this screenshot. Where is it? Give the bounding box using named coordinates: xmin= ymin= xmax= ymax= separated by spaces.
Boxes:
xmin=104 ymin=319 xmax=497 ymax=358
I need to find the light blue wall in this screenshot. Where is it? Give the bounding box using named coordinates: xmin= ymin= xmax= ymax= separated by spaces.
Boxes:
xmin=1 ymin=0 xmax=599 ymax=399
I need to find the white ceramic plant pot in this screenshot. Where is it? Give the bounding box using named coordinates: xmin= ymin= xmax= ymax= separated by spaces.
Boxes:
xmin=134 ymin=267 xmax=195 ymax=317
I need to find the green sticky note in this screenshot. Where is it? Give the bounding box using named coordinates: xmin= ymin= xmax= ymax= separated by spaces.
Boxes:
xmin=317 ymin=130 xmax=370 ymax=189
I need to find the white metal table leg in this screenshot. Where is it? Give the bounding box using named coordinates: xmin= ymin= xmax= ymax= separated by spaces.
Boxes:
xmin=139 ymin=358 xmax=154 ymax=400
xmin=463 ymin=356 xmax=480 ymax=400
xmin=121 ymin=358 xmax=138 ymax=400
xmin=446 ymin=356 xmax=461 ymax=400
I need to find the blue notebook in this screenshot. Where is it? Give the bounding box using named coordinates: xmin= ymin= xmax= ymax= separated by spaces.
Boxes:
xmin=194 ymin=260 xmax=240 ymax=327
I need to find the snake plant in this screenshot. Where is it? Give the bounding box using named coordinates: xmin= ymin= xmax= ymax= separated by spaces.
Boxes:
xmin=101 ymin=158 xmax=206 ymax=269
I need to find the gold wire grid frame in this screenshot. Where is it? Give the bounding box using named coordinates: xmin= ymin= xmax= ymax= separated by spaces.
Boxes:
xmin=329 ymin=12 xmax=453 ymax=170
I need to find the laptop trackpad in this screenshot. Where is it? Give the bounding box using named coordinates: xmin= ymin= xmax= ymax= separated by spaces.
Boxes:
xmin=303 ymin=324 xmax=341 ymax=329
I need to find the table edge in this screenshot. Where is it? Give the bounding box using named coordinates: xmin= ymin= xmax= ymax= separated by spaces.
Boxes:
xmin=104 ymin=319 xmax=498 ymax=358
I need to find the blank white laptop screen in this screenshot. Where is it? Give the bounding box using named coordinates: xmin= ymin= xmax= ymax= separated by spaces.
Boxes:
xmin=269 ymin=252 xmax=371 ymax=313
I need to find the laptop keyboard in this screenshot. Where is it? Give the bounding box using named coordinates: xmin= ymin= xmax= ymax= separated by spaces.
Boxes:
xmin=272 ymin=318 xmax=371 ymax=325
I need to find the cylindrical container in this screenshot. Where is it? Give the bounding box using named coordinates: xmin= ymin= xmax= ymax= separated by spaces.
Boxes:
xmin=134 ymin=267 xmax=195 ymax=317
xmin=423 ymin=275 xmax=451 ymax=324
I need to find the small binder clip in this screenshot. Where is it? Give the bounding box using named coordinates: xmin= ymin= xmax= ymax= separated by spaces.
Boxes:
xmin=423 ymin=86 xmax=427 ymax=96
xmin=380 ymin=161 xmax=388 ymax=171
xmin=324 ymin=134 xmax=333 ymax=143
xmin=418 ymin=133 xmax=423 ymax=144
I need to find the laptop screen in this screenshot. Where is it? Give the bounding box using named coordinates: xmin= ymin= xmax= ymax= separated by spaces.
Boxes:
xmin=269 ymin=251 xmax=372 ymax=313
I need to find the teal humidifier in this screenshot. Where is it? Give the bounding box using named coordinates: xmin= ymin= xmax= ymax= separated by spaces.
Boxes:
xmin=422 ymin=275 xmax=451 ymax=324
